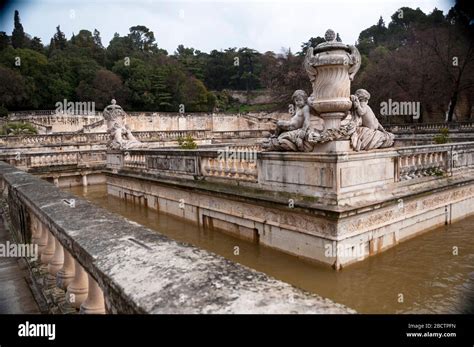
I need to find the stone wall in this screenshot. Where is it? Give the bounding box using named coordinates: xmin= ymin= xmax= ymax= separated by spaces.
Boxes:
xmin=7 ymin=112 xmax=278 ymax=134
xmin=106 ymin=142 xmax=474 ymax=268
xmin=0 ymin=161 xmax=354 ymax=313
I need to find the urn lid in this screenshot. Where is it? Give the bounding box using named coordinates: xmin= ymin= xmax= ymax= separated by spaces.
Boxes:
xmin=313 ymin=29 xmax=351 ymax=53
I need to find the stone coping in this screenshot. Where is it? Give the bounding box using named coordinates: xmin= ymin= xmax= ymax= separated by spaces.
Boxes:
xmin=0 ymin=161 xmax=354 ymax=314
xmin=107 ymin=166 xmax=474 ymax=217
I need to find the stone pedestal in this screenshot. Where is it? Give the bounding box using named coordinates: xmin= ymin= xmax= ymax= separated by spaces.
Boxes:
xmin=312 ymin=140 xmax=351 ymax=153
xmin=257 ymin=150 xmax=396 ymax=205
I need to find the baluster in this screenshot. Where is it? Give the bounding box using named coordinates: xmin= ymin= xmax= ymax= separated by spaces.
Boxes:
xmin=66 ymin=260 xmax=89 ymax=309
xmin=40 ymin=229 xmax=55 ymax=264
xmin=57 ymin=249 xmax=75 ymax=290
xmin=34 ymin=219 xmax=47 ymax=257
xmin=80 ymin=275 xmax=106 ymax=314
xmin=48 ymin=238 xmax=64 ymax=275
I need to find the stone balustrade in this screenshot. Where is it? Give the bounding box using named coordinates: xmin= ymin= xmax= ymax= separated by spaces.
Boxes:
xmin=123 ymin=152 xmax=147 ymax=169
xmin=385 ymin=121 xmax=474 ymax=134
xmin=29 ymin=152 xmax=79 ymax=168
xmin=201 ymin=156 xmax=258 ymax=181
xmin=109 ymin=142 xmax=474 ymax=200
xmin=397 ymin=151 xmax=448 ymax=181
xmin=395 ymin=142 xmax=474 ymax=182
xmin=0 ymin=161 xmax=353 ymax=313
xmin=0 ymin=130 xmax=267 ymax=148
xmin=117 ymin=144 xmax=261 ymax=182
xmin=80 ymin=119 xmax=105 ymax=133
xmin=0 ymin=150 xmax=107 ymax=171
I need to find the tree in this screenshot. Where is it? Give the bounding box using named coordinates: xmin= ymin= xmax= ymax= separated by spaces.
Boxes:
xmin=106 ymin=33 xmax=134 ymax=68
xmin=0 ymin=66 xmax=28 ymax=109
xmin=0 ymin=32 xmax=10 ymax=51
xmin=76 ymin=69 xmax=128 ymax=109
xmin=129 ymin=25 xmax=157 ymax=52
xmin=50 ymin=25 xmax=67 ymax=51
xmin=175 ymin=45 xmax=205 ymax=80
xmin=152 ymin=67 xmax=173 ymax=110
xmin=299 ymin=36 xmax=325 ymax=56
xmin=233 ymin=48 xmax=261 ymax=92
xmin=180 ymin=77 xmax=213 ymax=112
xmin=11 ymin=10 xmax=26 ymax=49
xmin=261 ymin=48 xmax=309 ymax=107
xmin=357 ymin=16 xmax=388 ymax=55
xmin=30 ymin=37 xmax=44 ymax=52
xmin=93 ymin=29 xmax=104 ymax=49
xmin=420 ymin=27 xmax=474 ymax=122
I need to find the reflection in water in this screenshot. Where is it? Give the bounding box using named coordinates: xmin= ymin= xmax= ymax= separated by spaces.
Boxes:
xmin=66 ymin=185 xmax=474 ymax=314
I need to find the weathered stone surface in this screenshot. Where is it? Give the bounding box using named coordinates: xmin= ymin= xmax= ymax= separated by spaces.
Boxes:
xmin=0 ymin=161 xmax=354 ymax=314
xmin=0 ymin=219 xmax=40 ymax=314
xmin=103 ymin=100 xmax=144 ymax=150
xmin=103 ymin=140 xmax=474 ymax=268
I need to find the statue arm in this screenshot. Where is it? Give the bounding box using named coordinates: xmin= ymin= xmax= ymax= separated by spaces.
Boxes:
xmin=301 ymin=106 xmax=311 ymax=133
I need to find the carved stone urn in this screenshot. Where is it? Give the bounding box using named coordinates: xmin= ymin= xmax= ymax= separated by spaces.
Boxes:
xmin=304 ymin=29 xmax=361 ymax=130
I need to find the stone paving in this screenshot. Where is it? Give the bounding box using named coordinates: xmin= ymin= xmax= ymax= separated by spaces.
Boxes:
xmin=0 ymin=216 xmax=40 ymax=314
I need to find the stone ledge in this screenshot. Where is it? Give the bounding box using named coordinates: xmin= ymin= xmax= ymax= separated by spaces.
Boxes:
xmin=0 ymin=161 xmax=355 ymax=314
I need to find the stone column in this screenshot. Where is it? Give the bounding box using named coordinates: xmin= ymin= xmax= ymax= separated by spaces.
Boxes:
xmin=48 ymin=238 xmax=64 ymax=275
xmin=40 ymin=229 xmax=55 ymax=264
xmin=56 ymin=249 xmax=75 ymax=290
xmin=33 ymin=220 xmax=47 ymax=257
xmin=80 ymin=275 xmax=106 ymax=314
xmin=82 ymin=174 xmax=88 ymax=187
xmin=30 ymin=216 xmax=40 ymax=244
xmin=66 ymin=260 xmax=89 ymax=309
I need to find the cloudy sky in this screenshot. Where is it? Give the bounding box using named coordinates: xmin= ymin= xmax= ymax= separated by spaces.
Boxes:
xmin=0 ymin=0 xmax=453 ymax=54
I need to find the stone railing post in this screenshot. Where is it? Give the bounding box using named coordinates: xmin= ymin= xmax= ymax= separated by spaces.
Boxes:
xmin=40 ymin=229 xmax=55 ymax=264
xmin=48 ymin=238 xmax=64 ymax=275
xmin=66 ymin=260 xmax=89 ymax=309
xmin=80 ymin=275 xmax=106 ymax=314
xmin=57 ymin=249 xmax=75 ymax=290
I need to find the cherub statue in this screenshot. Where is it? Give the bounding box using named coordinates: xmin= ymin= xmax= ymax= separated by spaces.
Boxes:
xmin=262 ymin=90 xmax=324 ymax=152
xmin=350 ymin=89 xmax=394 ymax=151
xmin=274 ymin=90 xmax=311 ymax=137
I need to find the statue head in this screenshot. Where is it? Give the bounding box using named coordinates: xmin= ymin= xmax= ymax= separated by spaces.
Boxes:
xmin=292 ymin=90 xmax=308 ymax=108
xmin=324 ymin=29 xmax=336 ymax=42
xmin=111 ymin=99 xmax=116 ymax=105
xmin=355 ymin=89 xmax=370 ymax=102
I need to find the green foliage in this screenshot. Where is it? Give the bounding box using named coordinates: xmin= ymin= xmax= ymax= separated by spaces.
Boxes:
xmin=299 ymin=36 xmax=325 ymax=56
xmin=434 ymin=127 xmax=450 ymax=144
xmin=50 ymin=25 xmax=67 ymax=51
xmin=1 ymin=122 xmax=38 ymax=136
xmin=0 ymin=105 xmax=8 ymax=117
xmin=0 ymin=5 xmax=470 ymax=121
xmin=11 ymin=10 xmax=26 ymax=49
xmin=0 ymin=32 xmax=9 ymax=50
xmin=177 ymin=135 xmax=197 ymax=149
